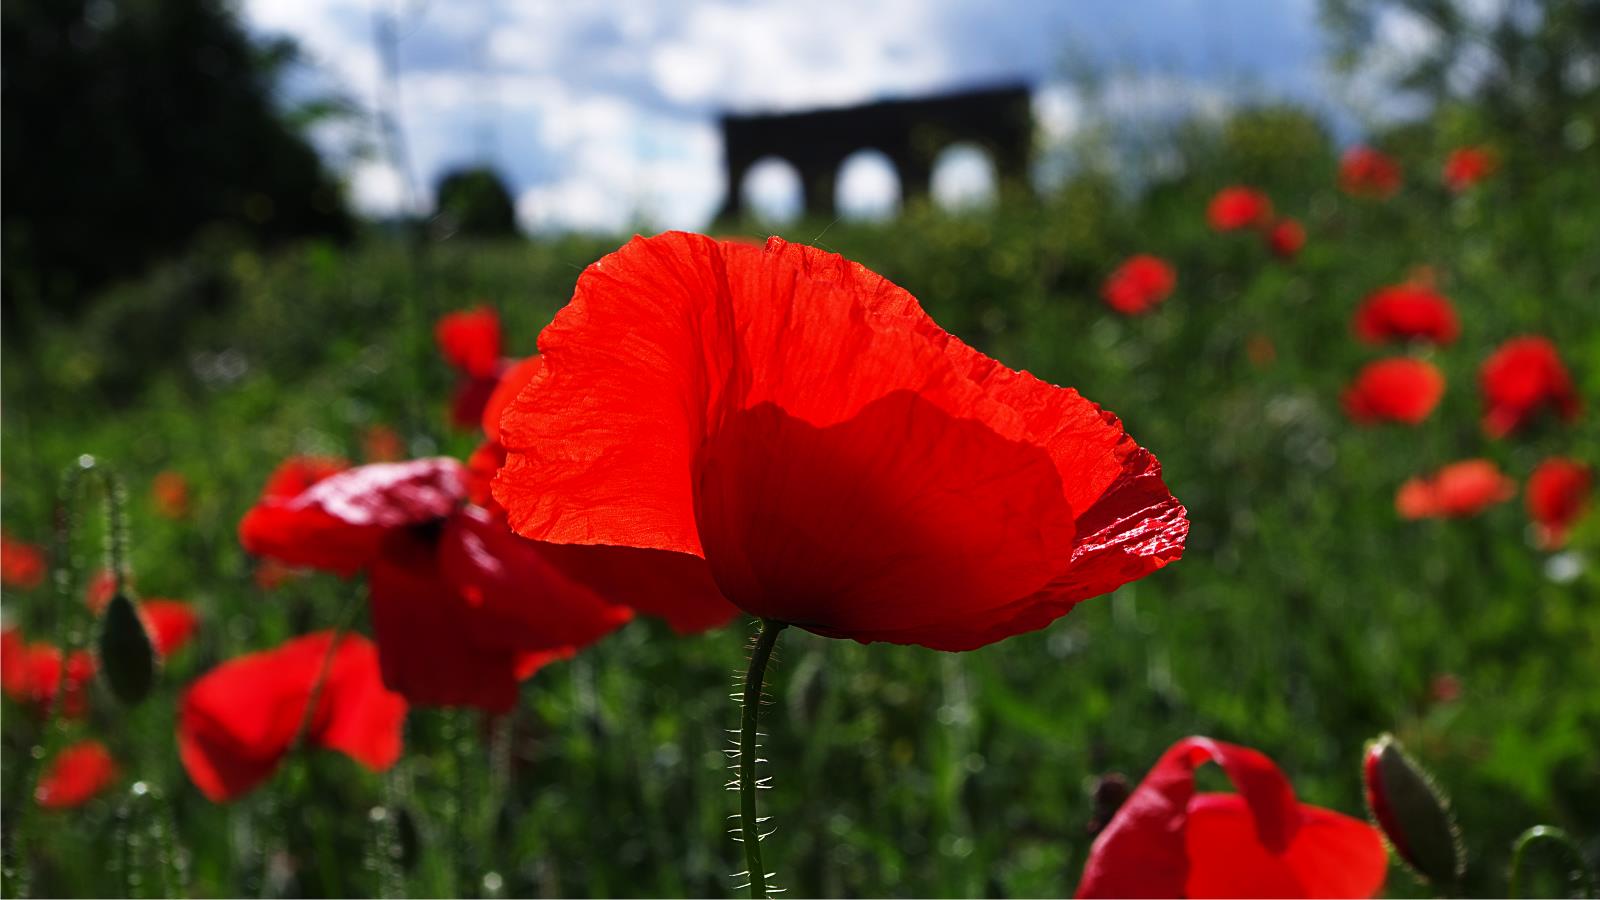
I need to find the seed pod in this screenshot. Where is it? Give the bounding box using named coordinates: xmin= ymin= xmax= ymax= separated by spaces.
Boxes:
xmin=98 ymin=592 xmax=156 ymax=704
xmin=1364 ymin=733 xmax=1465 ymax=886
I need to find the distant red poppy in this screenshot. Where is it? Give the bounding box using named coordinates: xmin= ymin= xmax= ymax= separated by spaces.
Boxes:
xmin=1353 ymin=285 xmax=1460 ymax=345
xmin=1075 ymin=736 xmax=1387 ymax=898
xmin=36 ymin=740 xmax=119 ymax=809
xmin=253 ymin=559 xmax=303 ymax=591
xmin=1102 ymin=255 xmax=1177 ymax=315
xmin=1265 ymin=218 xmax=1305 ymax=259
xmin=1443 ymin=146 xmax=1496 ymax=192
xmin=1207 ymin=187 xmax=1272 ymax=231
xmin=1396 ymin=459 xmax=1515 ymax=519
xmin=435 ymin=307 xmax=503 ymax=380
xmin=362 ymin=425 xmax=405 ymax=462
xmin=178 ymin=631 xmax=407 ymax=802
xmin=1 ymin=629 xmax=95 ymax=719
xmin=83 ymin=569 xmax=119 ymax=613
xmin=151 ymin=470 xmax=192 ymax=519
xmin=141 ymin=600 xmax=200 ymax=657
xmin=240 ymin=458 xmax=634 ymax=710
xmin=1343 ymin=358 xmax=1445 ymax=425
xmin=494 ymin=233 xmax=1188 ymax=650
xmin=1526 ymin=457 xmax=1592 ymax=549
xmin=1480 ymin=337 xmax=1581 ymax=437
xmin=1 ymin=532 xmax=46 ymax=590
xmin=1340 ymin=146 xmax=1402 ymax=198
xmin=1246 ymin=334 xmax=1277 ymax=369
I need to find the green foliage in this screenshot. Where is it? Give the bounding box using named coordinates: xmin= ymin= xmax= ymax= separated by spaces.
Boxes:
xmin=433 ymin=168 xmax=520 ymax=239
xmin=2 ymin=104 xmax=1598 ymax=898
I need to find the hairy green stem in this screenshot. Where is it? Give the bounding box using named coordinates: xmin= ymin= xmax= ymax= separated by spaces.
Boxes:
xmin=739 ymin=620 xmax=787 ymax=899
xmin=1509 ymin=826 xmax=1595 ymax=898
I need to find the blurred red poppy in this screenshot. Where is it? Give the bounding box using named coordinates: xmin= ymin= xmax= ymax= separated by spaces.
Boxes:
xmin=1396 ymin=459 xmax=1515 ymax=519
xmin=240 ymin=457 xmax=634 ymax=710
xmin=151 ymin=470 xmax=192 ymax=519
xmin=1342 ymin=358 xmax=1445 ymax=425
xmin=1102 ymin=255 xmax=1176 ymax=315
xmin=141 ymin=599 xmax=200 ymax=657
xmin=253 ymin=559 xmax=303 ymax=591
xmin=178 ymin=631 xmax=407 ymax=802
xmin=1443 ymin=146 xmax=1496 ymax=192
xmin=494 ymin=233 xmax=1188 ymax=651
xmin=1207 ymin=187 xmax=1272 ymax=231
xmin=1 ymin=532 xmax=46 ymax=590
xmin=1 ymin=629 xmax=95 ymax=719
xmin=362 ymin=424 xmax=406 ymax=462
xmin=435 ymin=306 xmax=503 ymax=379
xmin=1480 ymin=336 xmax=1581 ymax=437
xmin=1340 ymin=146 xmax=1402 ymax=198
xmin=36 ymin=740 xmax=119 ymax=809
xmin=1076 ymin=736 xmax=1386 ymax=898
xmin=84 ymin=569 xmax=118 ymax=613
xmin=1353 ymin=285 xmax=1460 ymax=345
xmin=1526 ymin=457 xmax=1592 ymax=549
xmin=1265 ymin=218 xmax=1305 ymax=259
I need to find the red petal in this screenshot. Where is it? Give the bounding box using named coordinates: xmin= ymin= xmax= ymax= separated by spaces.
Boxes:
xmin=36 ymin=740 xmax=119 ymax=809
xmin=435 ymin=307 xmax=503 ymax=378
xmin=482 ymin=355 xmax=544 ymax=442
xmin=1343 ymin=358 xmax=1445 ymax=425
xmin=450 ymin=375 xmax=502 ymax=431
xmin=367 ymin=530 xmax=523 ymax=712
xmin=240 ymin=458 xmax=466 ymax=575
xmin=439 ymin=507 xmax=634 ymax=653
xmin=1184 ymin=794 xmax=1387 ymax=898
xmin=1075 ymin=737 xmax=1302 ymax=898
xmin=534 ymin=543 xmax=738 ymax=633
xmin=495 ymin=233 xmax=1184 ymax=649
xmin=259 ymin=456 xmax=351 ymax=501
xmin=141 ymin=599 xmax=200 ymax=657
xmin=314 ymin=632 xmax=409 ymax=771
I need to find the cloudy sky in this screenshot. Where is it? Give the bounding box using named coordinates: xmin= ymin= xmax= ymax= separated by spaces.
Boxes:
xmin=241 ymin=0 xmax=1384 ymax=232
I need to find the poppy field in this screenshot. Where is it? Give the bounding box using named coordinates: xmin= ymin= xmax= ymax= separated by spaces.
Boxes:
xmin=3 ymin=105 xmax=1600 ymax=898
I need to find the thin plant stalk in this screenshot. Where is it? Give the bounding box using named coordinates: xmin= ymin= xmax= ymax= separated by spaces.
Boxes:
xmin=736 ymin=619 xmax=787 ymax=899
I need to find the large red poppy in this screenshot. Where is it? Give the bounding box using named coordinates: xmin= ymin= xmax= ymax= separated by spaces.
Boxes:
xmin=1340 ymin=146 xmax=1402 ymax=198
xmin=1526 ymin=457 xmax=1592 ymax=549
xmin=1353 ymin=285 xmax=1460 ymax=345
xmin=240 ymin=457 xmax=634 ymax=710
xmin=1479 ymin=336 xmax=1581 ymax=437
xmin=1075 ymin=736 xmax=1387 ymax=899
xmin=1 ymin=531 xmax=46 ymax=590
xmin=1342 ymin=358 xmax=1445 ymax=425
xmin=1396 ymin=459 xmax=1515 ymax=519
xmin=1207 ymin=187 xmax=1272 ymax=231
xmin=178 ymin=631 xmax=407 ymax=802
xmin=1102 ymin=255 xmax=1177 ymax=315
xmin=493 ymin=233 xmax=1188 ymax=651
xmin=1 ymin=627 xmax=95 ymax=719
xmin=1443 ymin=146 xmax=1495 ymax=192
xmin=36 ymin=740 xmax=119 ymax=809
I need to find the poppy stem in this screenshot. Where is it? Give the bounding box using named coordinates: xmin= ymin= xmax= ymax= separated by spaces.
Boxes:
xmin=738 ymin=619 xmax=787 ymax=899
xmin=1508 ymin=826 xmax=1594 ymax=898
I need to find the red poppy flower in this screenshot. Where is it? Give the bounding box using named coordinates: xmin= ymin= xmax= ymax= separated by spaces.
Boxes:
xmin=141 ymin=600 xmax=200 ymax=657
xmin=1353 ymin=285 xmax=1460 ymax=345
xmin=1 ymin=630 xmax=95 ymax=719
xmin=1102 ymin=255 xmax=1177 ymax=315
xmin=1480 ymin=336 xmax=1581 ymax=437
xmin=152 ymin=470 xmax=192 ymax=519
xmin=1396 ymin=459 xmax=1515 ymax=519
xmin=84 ymin=569 xmax=118 ymax=613
xmin=436 ymin=307 xmax=503 ymax=380
xmin=1207 ymin=187 xmax=1272 ymax=231
xmin=240 ymin=458 xmax=634 ymax=710
xmin=253 ymin=559 xmax=303 ymax=591
xmin=493 ymin=233 xmax=1188 ymax=651
xmin=1075 ymin=736 xmax=1387 ymax=899
xmin=1342 ymin=358 xmax=1445 ymax=425
xmin=178 ymin=631 xmax=407 ymax=802
xmin=1443 ymin=146 xmax=1496 ymax=192
xmin=1 ymin=532 xmax=46 ymax=591
xmin=362 ymin=424 xmax=405 ymax=462
xmin=1340 ymin=146 xmax=1402 ymax=198
xmin=1265 ymin=218 xmax=1305 ymax=259
xmin=36 ymin=740 xmax=119 ymax=809
xmin=1526 ymin=457 xmax=1592 ymax=549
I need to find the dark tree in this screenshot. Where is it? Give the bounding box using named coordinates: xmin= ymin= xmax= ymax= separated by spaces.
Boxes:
xmin=433 ymin=167 xmax=519 ymax=238
xmin=1 ymin=0 xmax=352 ymax=318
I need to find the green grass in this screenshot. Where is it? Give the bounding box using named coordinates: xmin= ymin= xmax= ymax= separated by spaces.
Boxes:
xmin=3 ymin=122 xmax=1598 ymax=898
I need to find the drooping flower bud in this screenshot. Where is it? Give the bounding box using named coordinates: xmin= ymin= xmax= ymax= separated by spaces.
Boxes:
xmin=98 ymin=592 xmax=156 ymax=704
xmin=1364 ymin=734 xmax=1465 ymax=886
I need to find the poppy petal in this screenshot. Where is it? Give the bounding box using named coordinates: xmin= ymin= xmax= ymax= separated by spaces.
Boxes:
xmin=1185 ymin=794 xmax=1388 ymax=899
xmin=436 ymin=307 xmax=503 ymax=379
xmin=140 ymin=599 xmax=200 ymax=657
xmin=36 ymin=740 xmax=119 ymax=809
xmin=482 ymin=355 xmax=544 ymax=443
